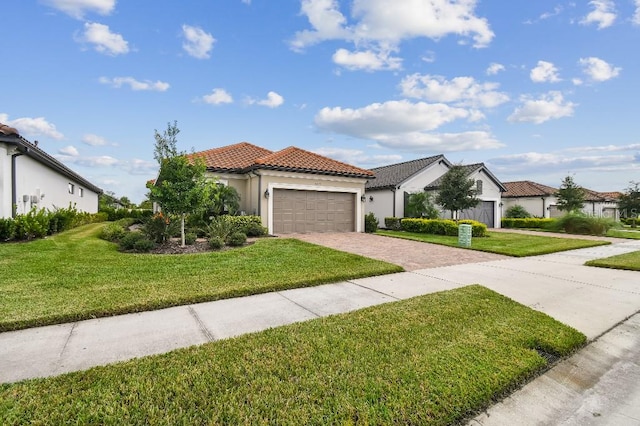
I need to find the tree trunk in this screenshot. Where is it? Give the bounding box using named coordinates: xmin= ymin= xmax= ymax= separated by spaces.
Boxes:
xmin=181 ymin=213 xmax=186 ymax=247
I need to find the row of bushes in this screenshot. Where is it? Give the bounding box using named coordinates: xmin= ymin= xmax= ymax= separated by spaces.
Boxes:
xmin=385 ymin=217 xmax=488 ymax=237
xmin=500 ymin=218 xmax=556 ymax=229
xmin=99 ymin=207 xmax=153 ymax=222
xmin=99 ymin=214 xmax=268 ymax=253
xmin=0 ymin=206 xmax=107 ymax=242
xmin=502 ymin=213 xmax=619 ymax=236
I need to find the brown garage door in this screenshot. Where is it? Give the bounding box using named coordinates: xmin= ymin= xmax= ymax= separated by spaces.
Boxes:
xmin=273 ymin=189 xmax=355 ymax=234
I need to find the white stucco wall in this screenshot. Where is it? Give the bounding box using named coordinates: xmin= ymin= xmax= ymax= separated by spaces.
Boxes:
xmin=502 ymin=197 xmax=556 ymax=218
xmin=364 ymin=189 xmax=395 ymax=225
xmin=1 ymin=143 xmax=99 ymax=218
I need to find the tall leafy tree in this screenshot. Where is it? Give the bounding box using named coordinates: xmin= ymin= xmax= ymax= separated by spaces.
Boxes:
xmin=555 ymin=175 xmax=585 ymax=213
xmin=149 ymin=122 xmax=210 ymax=246
xmin=618 ymin=181 xmax=640 ymax=219
xmin=434 ymin=165 xmax=480 ymax=222
xmin=405 ymin=191 xmax=439 ymax=219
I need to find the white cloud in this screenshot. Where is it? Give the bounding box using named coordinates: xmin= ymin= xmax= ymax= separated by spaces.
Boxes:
xmin=99 ymin=76 xmax=170 ymax=91
xmin=56 ymin=154 xmax=119 ymax=167
xmin=313 ymin=147 xmax=402 ymax=167
xmin=400 ymin=74 xmax=509 ymax=108
xmin=202 ymin=88 xmax=233 ymax=105
xmin=579 ymin=57 xmax=621 ymax=82
xmin=486 ymin=63 xmax=505 ymax=75
xmin=82 ymin=133 xmax=111 ymax=146
xmin=42 ymin=0 xmax=115 ymax=19
xmin=182 ymin=25 xmax=215 ymax=59
xmin=314 ymin=100 xmax=503 ymax=152
xmin=0 ymin=113 xmax=64 ymax=140
xmin=530 ymin=60 xmax=561 ymax=83
xmin=76 ymin=22 xmax=129 ymax=55
xmin=291 ymin=0 xmax=494 ymax=52
xmin=249 ymin=91 xmax=284 ymax=108
xmin=124 ymin=159 xmax=157 ymax=175
xmin=508 ymin=91 xmax=576 ymax=124
xmin=332 ymin=48 xmax=402 ymax=71
xmin=59 ymin=145 xmax=79 ymax=156
xmin=581 ymin=0 xmax=616 ymax=29
xmin=634 ymin=0 xmax=640 ymax=25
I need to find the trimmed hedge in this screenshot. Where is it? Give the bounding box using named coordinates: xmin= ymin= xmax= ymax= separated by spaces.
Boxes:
xmin=400 ymin=218 xmax=488 ymax=237
xmin=384 ymin=217 xmax=402 ymax=231
xmin=501 ymin=218 xmax=556 ymax=229
xmin=225 ymin=215 xmax=266 ymax=235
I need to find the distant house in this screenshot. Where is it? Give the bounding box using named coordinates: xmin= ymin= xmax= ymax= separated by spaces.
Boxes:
xmin=186 ymin=142 xmax=373 ymax=234
xmin=0 ymin=123 xmax=102 ymax=219
xmin=502 ymin=181 xmax=620 ymax=219
xmin=364 ymin=156 xmax=505 ymax=227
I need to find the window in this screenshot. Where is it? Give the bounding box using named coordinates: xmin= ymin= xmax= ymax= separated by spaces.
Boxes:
xmin=68 ymin=183 xmax=75 ymax=194
xmin=476 ymin=180 xmax=483 ymax=195
xmin=79 ymin=188 xmax=84 ymax=197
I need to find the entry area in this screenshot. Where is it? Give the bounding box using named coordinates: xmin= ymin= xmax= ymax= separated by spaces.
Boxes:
xmin=272 ymin=189 xmax=355 ymax=234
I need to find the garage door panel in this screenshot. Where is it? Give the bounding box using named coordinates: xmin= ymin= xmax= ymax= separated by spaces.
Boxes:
xmin=460 ymin=201 xmax=495 ymax=227
xmin=273 ymin=189 xmax=355 ymax=234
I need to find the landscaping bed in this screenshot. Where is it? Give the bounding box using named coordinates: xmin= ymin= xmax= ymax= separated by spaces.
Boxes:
xmin=0 ymin=224 xmax=401 ymax=332
xmin=0 ymin=286 xmax=586 ymax=425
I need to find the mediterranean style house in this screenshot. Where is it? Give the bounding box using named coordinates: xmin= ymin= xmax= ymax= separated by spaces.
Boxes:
xmin=0 ymin=123 xmax=102 ymax=218
xmin=186 ymin=142 xmax=374 ymax=234
xmin=501 ymin=181 xmax=621 ymax=219
xmin=364 ymin=156 xmax=505 ymax=227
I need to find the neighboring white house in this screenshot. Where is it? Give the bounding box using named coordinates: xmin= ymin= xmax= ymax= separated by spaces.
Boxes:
xmin=0 ymin=123 xmax=102 ymax=218
xmin=364 ymin=157 xmax=505 ymax=228
xmin=185 ymin=142 xmax=374 ymax=234
xmin=501 ymin=181 xmax=621 ymax=219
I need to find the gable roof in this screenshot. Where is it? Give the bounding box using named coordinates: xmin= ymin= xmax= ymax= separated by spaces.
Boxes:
xmin=424 ymin=162 xmax=507 ymax=192
xmin=0 ymin=122 xmax=103 ymax=194
xmin=366 ymin=155 xmax=445 ymax=190
xmin=188 ymin=142 xmax=373 ymax=178
xmin=502 ymin=181 xmax=557 ymax=198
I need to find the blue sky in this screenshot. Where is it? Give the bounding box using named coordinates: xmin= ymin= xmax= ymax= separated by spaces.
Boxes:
xmin=3 ymin=0 xmax=639 ymax=203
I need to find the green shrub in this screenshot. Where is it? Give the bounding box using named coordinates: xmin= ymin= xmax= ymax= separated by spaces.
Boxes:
xmin=208 ymin=236 xmax=224 ymax=250
xmin=119 ymin=231 xmax=147 ymax=251
xmin=505 ymin=205 xmax=532 ymax=218
xmin=132 ymin=238 xmax=156 ymax=252
xmin=459 ymin=220 xmax=488 ymax=237
xmin=244 ymin=221 xmax=268 ymax=237
xmin=224 ymin=216 xmax=263 ymax=234
xmin=226 ymin=231 xmax=247 ymax=247
xmin=552 ymin=213 xmax=617 ymax=236
xmin=207 ymin=216 xmax=236 ymax=241
xmin=365 ymin=212 xmax=378 ymax=233
xmin=99 ymin=223 xmax=126 ymax=242
xmin=13 ymin=208 xmax=50 ymax=240
xmin=185 ymin=232 xmax=197 ymax=245
xmin=401 ymin=218 xmax=458 ymax=236
xmin=384 ymin=217 xmax=402 ymax=231
xmin=0 ymin=218 xmax=16 ymax=241
xmin=501 ymin=218 xmax=556 ymax=229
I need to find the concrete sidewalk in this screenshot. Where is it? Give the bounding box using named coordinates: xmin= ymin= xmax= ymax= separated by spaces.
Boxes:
xmin=1 ymin=240 xmax=639 ymax=392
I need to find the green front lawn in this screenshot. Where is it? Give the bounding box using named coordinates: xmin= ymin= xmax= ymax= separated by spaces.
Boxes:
xmin=0 ymin=224 xmax=402 ymax=332
xmin=586 ymin=251 xmax=640 ymax=271
xmin=377 ymin=230 xmax=610 ymax=257
xmin=0 ymin=286 xmax=585 ymax=425
xmin=606 ymin=228 xmax=640 ymax=239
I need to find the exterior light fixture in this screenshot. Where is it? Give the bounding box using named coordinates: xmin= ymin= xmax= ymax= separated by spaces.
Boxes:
xmin=369 ymin=195 xmax=374 ymax=202
xmin=360 ymin=195 xmax=366 ymax=202
xmin=264 ymin=189 xmax=270 ymax=199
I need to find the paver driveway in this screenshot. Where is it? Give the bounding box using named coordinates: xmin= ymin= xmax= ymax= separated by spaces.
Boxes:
xmin=289 ymin=232 xmax=508 ymax=271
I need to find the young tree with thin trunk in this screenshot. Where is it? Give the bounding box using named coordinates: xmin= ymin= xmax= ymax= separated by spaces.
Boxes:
xmin=555 ymin=175 xmax=585 ymax=213
xmin=435 ymin=165 xmax=480 ymax=222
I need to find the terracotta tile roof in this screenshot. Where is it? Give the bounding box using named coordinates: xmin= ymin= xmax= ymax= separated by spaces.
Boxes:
xmin=188 ymin=142 xmax=373 ymax=178
xmin=598 ymin=191 xmax=622 ymax=200
xmin=188 ymin=142 xmax=273 ymax=172
xmin=366 ymin=155 xmax=445 ymax=190
xmin=255 ymin=146 xmax=374 ymax=177
xmin=0 ymin=123 xmax=19 ymax=136
xmin=502 ymin=181 xmax=557 ymax=197
xmin=583 ymin=189 xmax=621 ymax=202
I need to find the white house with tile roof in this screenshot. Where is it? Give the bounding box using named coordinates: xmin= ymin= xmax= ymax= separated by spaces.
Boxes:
xmin=365 ymin=157 xmax=505 ymax=228
xmin=0 ymin=123 xmax=102 ymax=219
xmin=186 ymin=142 xmax=374 ymax=234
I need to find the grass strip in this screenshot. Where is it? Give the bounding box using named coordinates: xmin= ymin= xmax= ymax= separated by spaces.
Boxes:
xmin=586 ymin=251 xmax=640 ymax=271
xmin=0 ymin=223 xmax=402 ymax=332
xmin=0 ymin=285 xmax=585 ymax=425
xmin=606 ymin=229 xmax=640 ymax=239
xmin=377 ymin=230 xmax=610 ymax=257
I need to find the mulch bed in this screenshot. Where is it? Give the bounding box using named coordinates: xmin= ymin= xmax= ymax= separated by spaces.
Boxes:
xmin=149 ymin=238 xmax=256 ymax=254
